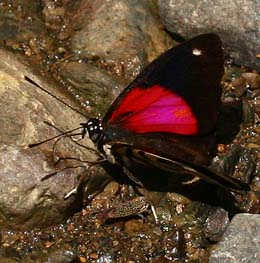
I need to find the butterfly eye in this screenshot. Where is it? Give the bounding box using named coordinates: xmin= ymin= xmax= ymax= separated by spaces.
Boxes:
xmin=87 ymin=118 xmax=103 ymax=143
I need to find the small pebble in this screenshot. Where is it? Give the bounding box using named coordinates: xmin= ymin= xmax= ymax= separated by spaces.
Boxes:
xmin=113 ymin=240 xmax=119 ymax=246
xmin=79 ymin=256 xmax=87 ymax=263
xmin=89 ymin=252 xmax=99 ymax=259
xmin=246 ymin=143 xmax=259 ymax=150
xmin=44 ymin=241 xmax=54 ymax=248
xmin=242 ymin=72 xmax=260 ymax=89
xmin=124 ymin=219 xmax=143 ymax=235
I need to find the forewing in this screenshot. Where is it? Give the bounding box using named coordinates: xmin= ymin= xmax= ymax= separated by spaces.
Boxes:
xmin=103 ymin=34 xmax=224 ymax=136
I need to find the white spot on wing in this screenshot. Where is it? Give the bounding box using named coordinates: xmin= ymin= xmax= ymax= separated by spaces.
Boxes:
xmin=192 ymin=48 xmax=202 ymax=56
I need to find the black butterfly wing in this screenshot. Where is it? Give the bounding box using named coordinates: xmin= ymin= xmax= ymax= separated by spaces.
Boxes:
xmin=99 ymin=34 xmax=249 ymax=192
xmin=110 ymin=143 xmax=250 ymax=192
xmin=103 ymin=33 xmax=224 ymax=137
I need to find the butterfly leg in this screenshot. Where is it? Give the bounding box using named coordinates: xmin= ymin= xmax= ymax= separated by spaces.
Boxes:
xmin=64 ymin=158 xmax=107 ymax=199
xmin=150 ymin=203 xmax=159 ymax=224
xmin=64 ymin=187 xmax=78 ymax=199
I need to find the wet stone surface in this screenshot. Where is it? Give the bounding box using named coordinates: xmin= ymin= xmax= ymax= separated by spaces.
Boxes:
xmin=0 ymin=0 xmax=259 ymax=262
xmin=209 ymin=213 xmax=260 ymax=263
xmin=66 ymin=0 xmax=173 ymax=79
xmin=158 ymin=0 xmax=260 ymax=69
xmin=0 ymin=49 xmax=102 ymax=230
xmin=58 ymin=61 xmax=123 ymax=116
xmin=0 ymin=188 xmax=233 ymax=263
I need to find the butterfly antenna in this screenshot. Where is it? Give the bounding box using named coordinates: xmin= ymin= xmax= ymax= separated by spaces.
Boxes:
xmin=45 ymin=121 xmax=100 ymax=156
xmin=28 ymin=126 xmax=83 ymax=148
xmin=24 ymin=75 xmax=91 ymax=119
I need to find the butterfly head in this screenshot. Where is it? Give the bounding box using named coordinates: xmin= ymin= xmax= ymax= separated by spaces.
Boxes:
xmin=86 ymin=118 xmax=104 ymax=143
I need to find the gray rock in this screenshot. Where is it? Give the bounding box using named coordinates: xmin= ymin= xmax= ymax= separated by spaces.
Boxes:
xmin=209 ymin=213 xmax=260 ymax=263
xmin=0 ymin=49 xmax=100 ymax=230
xmin=58 ymin=61 xmax=123 ymax=116
xmin=0 ymin=1 xmax=55 ymax=59
xmin=68 ymin=0 xmax=173 ymax=79
xmin=158 ymin=0 xmax=260 ymax=69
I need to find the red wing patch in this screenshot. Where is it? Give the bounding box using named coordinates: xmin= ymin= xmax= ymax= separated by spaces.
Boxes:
xmin=108 ymin=85 xmax=198 ymax=135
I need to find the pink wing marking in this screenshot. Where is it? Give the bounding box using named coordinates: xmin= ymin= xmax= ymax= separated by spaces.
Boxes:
xmin=108 ymin=85 xmax=198 ymax=135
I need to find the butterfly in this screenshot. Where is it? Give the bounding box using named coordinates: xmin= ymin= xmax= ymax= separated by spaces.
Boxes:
xmin=82 ymin=33 xmax=250 ymax=194
xmin=27 ymin=33 xmax=250 ymax=199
